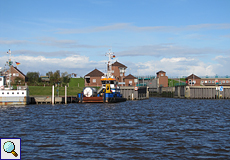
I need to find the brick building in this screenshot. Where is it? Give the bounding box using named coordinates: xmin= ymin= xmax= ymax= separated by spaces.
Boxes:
xmin=111 ymin=61 xmax=127 ymax=85
xmin=156 ymin=70 xmax=168 ymax=87
xmin=84 ymin=69 xmax=104 ymax=87
xmin=186 ymin=74 xmax=230 ymax=86
xmin=124 ymin=74 xmax=137 ymax=86
xmin=5 ymin=66 xmax=28 ymax=85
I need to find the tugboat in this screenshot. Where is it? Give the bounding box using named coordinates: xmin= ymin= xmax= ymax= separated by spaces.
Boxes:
xmin=0 ymin=49 xmax=29 ymax=105
xmin=79 ymin=50 xmax=126 ymax=103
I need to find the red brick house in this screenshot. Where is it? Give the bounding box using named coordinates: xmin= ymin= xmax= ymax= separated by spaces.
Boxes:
xmin=124 ymin=74 xmax=137 ymax=86
xmin=6 ymin=66 xmax=28 ymax=85
xmin=84 ymin=69 xmax=104 ymax=87
xmin=111 ymin=61 xmax=127 ymax=85
xmin=156 ymin=70 xmax=168 ymax=87
xmin=185 ymin=74 xmax=201 ymax=86
xmin=186 ymin=74 xmax=230 ymax=86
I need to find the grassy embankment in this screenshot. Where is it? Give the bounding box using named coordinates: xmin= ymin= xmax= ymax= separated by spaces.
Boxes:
xmin=168 ymin=78 xmax=186 ymax=87
xmin=28 ymin=78 xmax=85 ymax=96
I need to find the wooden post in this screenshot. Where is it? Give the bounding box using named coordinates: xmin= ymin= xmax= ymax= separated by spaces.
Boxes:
xmin=52 ymin=85 xmax=54 ymax=104
xmin=65 ymin=85 xmax=67 ymax=104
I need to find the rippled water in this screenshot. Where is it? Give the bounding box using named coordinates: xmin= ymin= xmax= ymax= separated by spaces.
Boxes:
xmin=1 ymin=98 xmax=230 ymax=159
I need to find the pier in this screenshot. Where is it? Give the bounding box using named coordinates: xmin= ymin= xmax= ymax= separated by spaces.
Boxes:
xmin=30 ymin=96 xmax=78 ymax=104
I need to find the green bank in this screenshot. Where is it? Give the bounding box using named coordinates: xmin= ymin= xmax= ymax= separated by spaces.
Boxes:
xmin=28 ymin=78 xmax=85 ymax=96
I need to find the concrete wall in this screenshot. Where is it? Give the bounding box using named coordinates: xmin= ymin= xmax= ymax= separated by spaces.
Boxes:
xmin=176 ymin=86 xmax=230 ymax=99
xmin=120 ymin=86 xmax=148 ymax=100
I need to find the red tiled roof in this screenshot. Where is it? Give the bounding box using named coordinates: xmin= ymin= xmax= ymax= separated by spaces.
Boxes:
xmin=85 ymin=69 xmax=104 ymax=77
xmin=124 ymin=74 xmax=137 ymax=79
xmin=185 ymin=74 xmax=201 ymax=80
xmin=156 ymin=70 xmax=166 ymax=74
xmin=112 ymin=61 xmax=127 ymax=68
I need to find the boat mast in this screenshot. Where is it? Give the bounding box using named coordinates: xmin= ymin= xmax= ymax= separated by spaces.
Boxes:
xmin=7 ymin=49 xmax=12 ymax=89
xmin=105 ymin=49 xmax=115 ymax=78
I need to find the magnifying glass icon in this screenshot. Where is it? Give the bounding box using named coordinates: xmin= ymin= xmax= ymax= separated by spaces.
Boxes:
xmin=3 ymin=141 xmax=18 ymax=157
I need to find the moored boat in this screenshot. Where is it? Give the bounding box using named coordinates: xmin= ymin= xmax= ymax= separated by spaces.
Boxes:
xmin=78 ymin=50 xmax=126 ymax=103
xmin=0 ymin=50 xmax=29 ymax=105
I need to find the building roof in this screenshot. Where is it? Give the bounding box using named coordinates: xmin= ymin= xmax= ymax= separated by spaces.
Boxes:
xmin=124 ymin=74 xmax=137 ymax=79
xmin=11 ymin=66 xmax=26 ymax=77
xmin=156 ymin=70 xmax=166 ymax=74
xmin=112 ymin=61 xmax=127 ymax=68
xmin=186 ymin=74 xmax=201 ymax=80
xmin=85 ymin=69 xmax=104 ymax=77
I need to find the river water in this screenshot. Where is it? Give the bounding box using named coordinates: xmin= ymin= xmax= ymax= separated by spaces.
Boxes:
xmin=1 ymin=97 xmax=230 ymax=159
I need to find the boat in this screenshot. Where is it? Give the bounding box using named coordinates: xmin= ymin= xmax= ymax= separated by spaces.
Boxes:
xmin=0 ymin=49 xmax=29 ymax=105
xmin=79 ymin=50 xmax=126 ymax=103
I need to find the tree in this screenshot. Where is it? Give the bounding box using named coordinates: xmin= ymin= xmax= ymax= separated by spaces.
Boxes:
xmin=61 ymin=71 xmax=71 ymax=84
xmin=26 ymin=72 xmax=40 ymax=85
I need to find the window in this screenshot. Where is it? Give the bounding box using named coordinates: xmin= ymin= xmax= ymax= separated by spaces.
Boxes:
xmin=22 ymin=92 xmax=24 ymax=94
xmin=161 ymin=74 xmax=163 ymax=76
xmin=12 ymin=92 xmax=14 ymax=94
xmin=0 ymin=78 xmax=2 ymax=81
xmin=13 ymin=73 xmax=16 ymax=76
xmin=17 ymin=92 xmax=19 ymax=94
xmin=205 ymin=81 xmax=207 ymax=83
xmin=2 ymin=92 xmax=4 ymax=94
xmin=16 ymin=73 xmax=19 ymax=76
xmin=201 ymin=81 xmax=204 ymax=83
xmin=7 ymin=92 xmax=9 ymax=94
xmin=212 ymin=81 xmax=214 ymax=83
xmin=223 ymin=80 xmax=225 ymax=83
xmin=227 ymin=80 xmax=229 ymax=83
xmin=208 ymin=81 xmax=211 ymax=83
xmin=92 ymin=79 xmax=96 ymax=83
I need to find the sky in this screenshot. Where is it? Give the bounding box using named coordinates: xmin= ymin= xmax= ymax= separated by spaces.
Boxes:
xmin=0 ymin=0 xmax=230 ymax=78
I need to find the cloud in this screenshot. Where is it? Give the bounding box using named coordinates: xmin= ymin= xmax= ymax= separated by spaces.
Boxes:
xmin=37 ymin=37 xmax=108 ymax=48
xmin=0 ymin=55 xmax=106 ymax=77
xmin=127 ymin=57 xmax=219 ymax=78
xmin=115 ymin=44 xmax=226 ymax=57
xmin=56 ymin=23 xmax=230 ymax=34
xmin=0 ymin=39 xmax=28 ymax=45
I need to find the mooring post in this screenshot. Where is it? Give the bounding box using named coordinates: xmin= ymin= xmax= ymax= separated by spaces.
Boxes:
xmin=52 ymin=85 xmax=54 ymax=104
xmin=65 ymin=85 xmax=67 ymax=104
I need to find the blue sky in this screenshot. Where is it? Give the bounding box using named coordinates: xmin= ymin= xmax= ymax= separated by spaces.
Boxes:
xmin=1 ymin=0 xmax=230 ymax=77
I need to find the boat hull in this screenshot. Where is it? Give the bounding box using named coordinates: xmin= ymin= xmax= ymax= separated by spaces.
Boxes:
xmin=81 ymin=96 xmax=126 ymax=103
xmin=0 ymin=89 xmax=29 ymax=105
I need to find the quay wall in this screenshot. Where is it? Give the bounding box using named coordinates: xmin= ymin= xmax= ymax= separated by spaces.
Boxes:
xmin=175 ymin=86 xmax=230 ymax=99
xmin=120 ymin=86 xmax=149 ymax=100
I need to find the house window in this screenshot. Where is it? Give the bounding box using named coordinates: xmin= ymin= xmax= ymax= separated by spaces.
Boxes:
xmin=12 ymin=92 xmax=14 ymax=94
xmin=2 ymin=92 xmax=4 ymax=94
xmin=129 ymin=81 xmax=132 ymax=84
xmin=0 ymin=78 xmax=2 ymax=81
xmin=13 ymin=73 xmax=16 ymax=76
xmin=208 ymin=81 xmax=211 ymax=83
xmin=223 ymin=80 xmax=225 ymax=83
xmin=227 ymin=80 xmax=229 ymax=83
xmin=86 ymin=78 xmax=90 ymax=83
xmin=93 ymin=79 xmax=96 ymax=83
xmin=7 ymin=92 xmax=9 ymax=94
xmin=219 ymin=81 xmax=221 ymax=84
xmin=17 ymin=92 xmax=19 ymax=94
xmin=205 ymin=81 xmax=207 ymax=83
xmin=201 ymin=81 xmax=204 ymax=83
xmin=22 ymin=92 xmax=24 ymax=94
xmin=212 ymin=81 xmax=214 ymax=83
xmin=161 ymin=74 xmax=163 ymax=76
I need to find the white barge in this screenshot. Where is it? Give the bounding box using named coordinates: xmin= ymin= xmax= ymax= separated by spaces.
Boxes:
xmin=0 ymin=49 xmax=29 ymax=105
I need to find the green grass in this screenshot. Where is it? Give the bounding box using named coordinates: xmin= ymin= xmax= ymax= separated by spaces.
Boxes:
xmin=69 ymin=78 xmax=85 ymax=87
xmin=168 ymin=78 xmax=186 ymax=87
xmin=28 ymin=86 xmax=84 ymax=96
